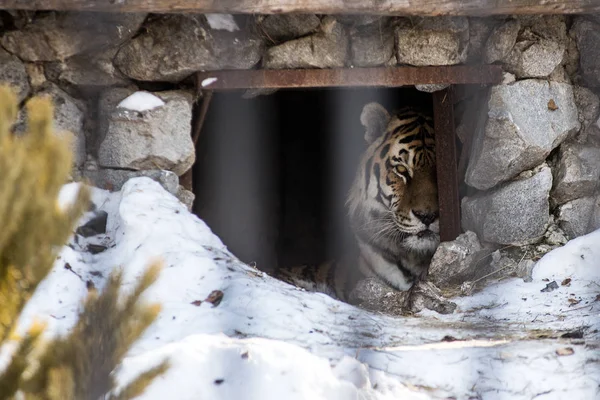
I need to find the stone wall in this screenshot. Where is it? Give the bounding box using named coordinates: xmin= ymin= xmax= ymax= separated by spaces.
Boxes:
xmin=1 ymin=12 xmax=599 ymax=253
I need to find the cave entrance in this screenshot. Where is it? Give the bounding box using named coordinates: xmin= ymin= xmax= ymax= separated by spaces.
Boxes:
xmin=188 ymin=66 xmax=502 ymax=273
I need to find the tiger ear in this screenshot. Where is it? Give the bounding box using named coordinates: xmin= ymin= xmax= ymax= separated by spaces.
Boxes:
xmin=360 ymin=102 xmax=391 ymax=144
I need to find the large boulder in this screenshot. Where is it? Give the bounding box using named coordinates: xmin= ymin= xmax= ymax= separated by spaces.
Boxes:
xmin=465 ymin=79 xmax=580 ymax=190
xmin=557 ymin=196 xmax=600 ymax=239
xmin=0 ymin=47 xmax=30 ymax=102
xmin=395 ymin=17 xmax=469 ymax=66
xmin=97 ymin=90 xmax=195 ymax=176
xmin=115 ymin=15 xmax=263 ymax=82
xmin=1 ymin=12 xmax=145 ymax=62
xmin=349 ymin=21 xmax=394 ymax=67
xmin=263 ymin=17 xmax=347 ymax=69
xmin=571 ymin=17 xmax=600 ymax=87
xmin=462 ymin=166 xmax=553 ymax=245
xmin=551 ymin=142 xmax=600 ymax=205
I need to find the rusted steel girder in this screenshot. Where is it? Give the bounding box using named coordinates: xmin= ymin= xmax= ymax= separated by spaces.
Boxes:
xmin=433 ymin=88 xmax=461 ymax=242
xmin=196 ymin=66 xmax=502 ymax=90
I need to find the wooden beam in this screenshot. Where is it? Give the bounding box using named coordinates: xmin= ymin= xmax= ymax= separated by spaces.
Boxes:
xmin=197 ymin=66 xmax=502 ymax=90
xmin=2 ymin=0 xmax=599 ymax=15
xmin=433 ymin=87 xmax=461 ymax=242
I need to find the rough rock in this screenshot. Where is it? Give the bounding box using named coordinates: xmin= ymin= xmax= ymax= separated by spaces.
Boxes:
xmin=115 ymin=15 xmax=263 ymax=82
xmin=257 ymin=14 xmax=320 ymax=42
xmin=571 ymin=17 xmax=600 ymax=87
xmin=502 ymin=16 xmax=567 ymax=79
xmin=0 ymin=47 xmax=30 ymax=102
xmin=349 ymin=22 xmax=394 ymax=67
xmin=98 ymin=90 xmax=195 ymax=176
xmin=76 ymin=210 xmax=108 ymax=237
xmin=415 ymin=84 xmax=450 ymax=93
xmin=465 ymin=80 xmax=580 ymax=190
xmin=483 ymin=19 xmax=520 ymax=64
xmin=552 ymin=142 xmax=600 ymax=205
xmin=428 ymin=231 xmax=487 ymax=289
xmin=33 ymin=83 xmax=86 ymax=167
xmin=176 ymin=185 xmax=195 ymax=211
xmin=46 ymin=47 xmax=129 ymax=87
xmin=24 ymin=63 xmax=46 ymax=89
xmin=406 ymin=281 xmax=457 ymax=315
xmin=84 ymin=168 xmax=179 ymax=193
xmin=263 ymin=17 xmax=347 ymax=69
xmin=348 ymin=277 xmax=456 ymax=315
xmin=95 ymin=87 xmax=138 ymax=153
xmin=466 ymin=17 xmax=502 ymax=63
xmin=395 ymin=17 xmax=469 ymax=66
xmin=557 ymin=196 xmax=600 ymax=239
xmin=1 ymin=12 xmax=146 ymax=62
xmin=462 ymin=166 xmax=553 ymax=245
xmin=573 ymin=85 xmax=600 ymax=142
xmin=336 ymin=15 xmax=389 ymax=27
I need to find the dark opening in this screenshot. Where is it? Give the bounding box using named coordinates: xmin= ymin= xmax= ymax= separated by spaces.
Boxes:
xmin=192 ymin=87 xmax=432 ymax=274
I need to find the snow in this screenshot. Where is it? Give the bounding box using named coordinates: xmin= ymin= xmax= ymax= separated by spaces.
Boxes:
xmin=2 ymin=177 xmax=599 ymax=399
xmin=205 ymin=14 xmax=239 ymax=32
xmin=201 ymin=77 xmax=218 ymax=87
xmin=117 ymin=91 xmax=165 ymax=112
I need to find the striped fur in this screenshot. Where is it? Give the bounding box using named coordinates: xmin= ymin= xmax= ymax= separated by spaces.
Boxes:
xmin=278 ymin=102 xmax=439 ymax=301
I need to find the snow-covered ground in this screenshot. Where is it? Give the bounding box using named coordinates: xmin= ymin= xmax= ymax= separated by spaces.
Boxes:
xmin=3 ymin=178 xmax=600 ymax=399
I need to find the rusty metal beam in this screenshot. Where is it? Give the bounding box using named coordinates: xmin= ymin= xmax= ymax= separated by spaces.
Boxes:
xmin=197 ymin=66 xmax=502 ymax=90
xmin=3 ymin=0 xmax=599 ymax=15
xmin=433 ymin=87 xmax=461 ymax=242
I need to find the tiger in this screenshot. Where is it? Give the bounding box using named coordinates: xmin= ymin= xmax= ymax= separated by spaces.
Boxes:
xmin=277 ymin=102 xmax=440 ymax=301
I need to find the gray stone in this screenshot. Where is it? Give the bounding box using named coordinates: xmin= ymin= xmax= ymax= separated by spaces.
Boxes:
xmin=467 ymin=17 xmax=502 ymax=63
xmin=520 ymin=40 xmax=565 ymax=78
xmin=573 ymin=86 xmax=600 ymax=143
xmin=462 ymin=166 xmax=553 ymax=245
xmin=557 ymin=196 xmax=600 ymax=239
xmin=349 ymin=22 xmax=394 ymax=67
xmin=263 ymin=17 xmax=347 ymax=69
xmin=395 ymin=17 xmax=469 ymax=66
xmin=571 ymin=17 xmax=600 ymax=87
xmin=336 ymin=15 xmax=389 ymax=27
xmin=483 ymin=19 xmax=520 ymax=64
xmin=85 ymin=168 xmax=179 ymax=193
xmin=407 ymin=281 xmax=457 ymax=315
xmin=428 ymin=231 xmax=484 ymax=289
xmin=176 ymin=185 xmax=195 ymax=211
xmin=348 ymin=278 xmax=456 ymax=315
xmin=517 ymin=259 xmax=536 ymax=282
xmin=0 ymin=47 xmax=30 ymax=102
xmin=257 ymin=14 xmax=320 ymax=42
xmin=35 ymin=83 xmax=86 ymax=167
xmin=115 ymin=15 xmax=263 ymax=82
xmin=415 ymin=84 xmax=450 ymax=93
xmin=502 ymin=16 xmax=568 ymax=79
xmin=98 ymin=90 xmax=195 ymax=176
xmin=552 ymin=142 xmax=600 ymax=205
xmin=47 ymin=47 xmax=129 ymax=87
xmin=95 ymin=87 xmax=138 ymax=153
xmin=0 ymin=12 xmax=146 ymax=62
xmin=24 ymin=63 xmax=46 ymax=89
xmin=465 ymin=80 xmax=580 ymax=190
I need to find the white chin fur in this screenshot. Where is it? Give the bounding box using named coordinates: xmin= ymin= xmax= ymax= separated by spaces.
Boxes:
xmin=403 ymin=235 xmax=439 ymax=254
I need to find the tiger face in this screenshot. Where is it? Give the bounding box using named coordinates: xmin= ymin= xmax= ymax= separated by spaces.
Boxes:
xmin=347 ymin=102 xmax=440 ymax=291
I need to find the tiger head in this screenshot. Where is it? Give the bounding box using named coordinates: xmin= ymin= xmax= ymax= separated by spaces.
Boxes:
xmin=347 ymin=102 xmax=439 ymax=290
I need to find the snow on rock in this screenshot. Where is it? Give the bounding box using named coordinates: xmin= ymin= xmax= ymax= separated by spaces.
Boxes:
xmin=205 ymin=14 xmax=239 ymax=32
xmin=3 ymin=177 xmax=600 ymax=400
xmin=117 ymin=91 xmax=165 ymax=112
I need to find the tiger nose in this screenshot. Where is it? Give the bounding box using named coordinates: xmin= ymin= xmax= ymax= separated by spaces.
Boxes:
xmin=413 ymin=211 xmax=438 ymax=226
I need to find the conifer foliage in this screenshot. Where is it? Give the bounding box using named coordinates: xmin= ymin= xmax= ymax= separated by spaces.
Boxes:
xmin=0 ymin=85 xmax=168 ymax=399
